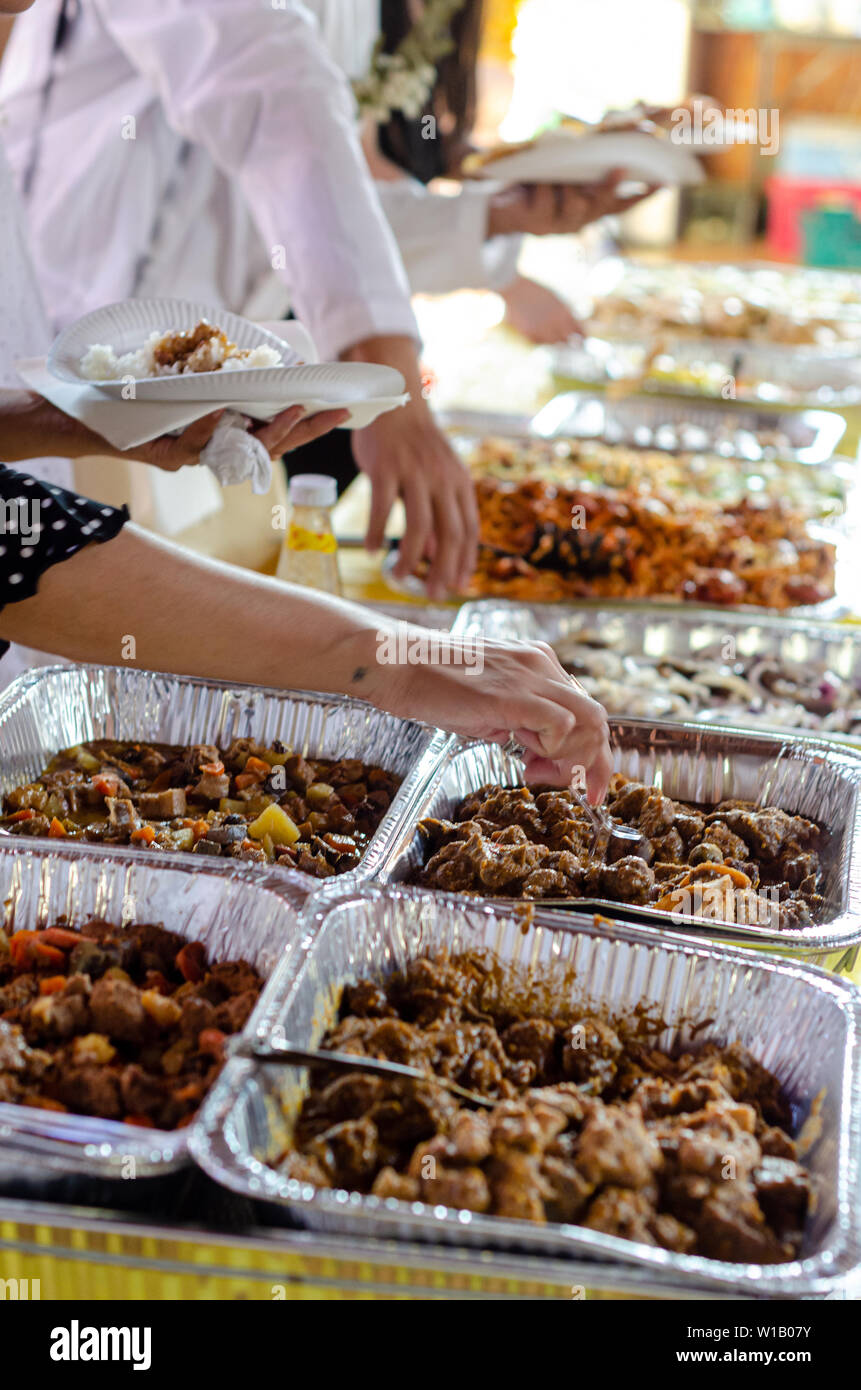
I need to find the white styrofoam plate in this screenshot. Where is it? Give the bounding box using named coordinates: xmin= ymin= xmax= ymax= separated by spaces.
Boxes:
xmin=47 ymin=298 xmax=406 ymax=410
xmin=470 ymin=129 xmax=705 ymax=187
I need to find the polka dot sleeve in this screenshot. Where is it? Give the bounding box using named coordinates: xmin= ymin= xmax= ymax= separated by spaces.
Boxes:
xmin=0 ymin=464 xmax=129 ymax=657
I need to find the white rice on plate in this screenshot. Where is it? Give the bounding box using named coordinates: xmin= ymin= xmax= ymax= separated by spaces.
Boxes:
xmin=79 ymin=325 xmax=283 ymax=381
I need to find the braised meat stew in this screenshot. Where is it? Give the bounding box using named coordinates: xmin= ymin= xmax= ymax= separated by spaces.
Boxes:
xmin=411 ymin=774 xmax=829 ymax=929
xmin=281 ymin=951 xmax=812 ymax=1264
xmin=1 ymin=739 xmax=401 ymax=879
xmin=0 ymin=919 xmax=263 ymax=1129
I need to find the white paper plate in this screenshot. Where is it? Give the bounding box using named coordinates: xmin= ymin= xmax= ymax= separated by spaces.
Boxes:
xmin=48 ymin=298 xmax=408 ymax=415
xmin=472 ymin=129 xmax=704 ymax=187
xmin=239 ymin=391 xmax=410 ymax=431
xmin=47 ymin=298 xmax=305 ymax=398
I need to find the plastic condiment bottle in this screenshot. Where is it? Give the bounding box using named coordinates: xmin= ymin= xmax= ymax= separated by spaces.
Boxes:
xmin=276 ymin=473 xmax=342 ymax=595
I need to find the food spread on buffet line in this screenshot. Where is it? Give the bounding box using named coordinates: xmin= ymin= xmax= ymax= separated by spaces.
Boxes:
xmin=553 ymin=623 xmax=861 ymax=734
xmin=0 ymin=738 xmax=400 ymax=878
xmin=445 ymin=432 xmax=843 ymax=607
xmin=4 ymin=260 xmax=861 ymax=1299
xmin=550 ymin=261 xmax=861 ymax=406
xmin=412 ymin=775 xmax=826 ymax=927
xmin=282 ymin=954 xmax=810 ymax=1264
xmin=0 ymin=920 xmax=262 ymax=1129
xmin=583 ymin=262 xmax=861 ymax=347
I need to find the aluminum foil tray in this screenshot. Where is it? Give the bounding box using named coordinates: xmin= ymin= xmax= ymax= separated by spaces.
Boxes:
xmin=0 ymin=841 xmax=307 ymax=1179
xmin=192 ymin=884 xmax=861 ymax=1298
xmin=440 ymin=398 xmax=848 ymax=464
xmin=452 ymin=600 xmax=861 ymax=746
xmin=366 ymin=720 xmax=861 ymax=961
xmin=0 ymin=664 xmax=447 ymax=892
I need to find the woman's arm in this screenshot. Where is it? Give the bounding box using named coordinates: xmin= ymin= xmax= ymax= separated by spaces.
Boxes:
xmin=0 ymin=391 xmax=349 ymax=468
xmin=0 ymin=521 xmax=611 ymax=799
xmin=0 ymin=391 xmax=145 ymax=462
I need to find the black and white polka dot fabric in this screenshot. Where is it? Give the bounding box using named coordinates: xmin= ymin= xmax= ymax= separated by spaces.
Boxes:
xmin=0 ymin=463 xmax=128 ymax=659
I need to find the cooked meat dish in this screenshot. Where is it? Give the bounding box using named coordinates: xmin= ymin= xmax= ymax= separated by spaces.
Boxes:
xmin=1 ymin=739 xmax=400 ymax=879
xmin=411 ymin=774 xmax=828 ymax=929
xmin=282 ymin=951 xmax=812 ymax=1263
xmin=80 ymin=319 xmax=283 ymax=381
xmin=460 ymin=478 xmax=835 ymax=608
xmin=0 ymin=919 xmax=263 ymax=1129
xmin=424 ymin=432 xmax=841 ymax=608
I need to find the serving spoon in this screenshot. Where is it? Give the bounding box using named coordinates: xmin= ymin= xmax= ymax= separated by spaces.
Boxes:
xmin=233 ymin=1039 xmax=498 ymax=1109
xmin=571 ymin=787 xmax=647 ymax=862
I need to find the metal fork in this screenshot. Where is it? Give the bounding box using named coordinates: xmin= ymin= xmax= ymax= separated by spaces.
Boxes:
xmin=498 ymin=733 xmax=645 ymax=861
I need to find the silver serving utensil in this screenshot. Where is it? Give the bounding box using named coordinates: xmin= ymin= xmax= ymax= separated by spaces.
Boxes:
xmin=234 ymin=1040 xmax=498 ymax=1109
xmin=497 ymin=733 xmax=646 ymax=860
xmin=569 ymin=785 xmax=646 ymax=861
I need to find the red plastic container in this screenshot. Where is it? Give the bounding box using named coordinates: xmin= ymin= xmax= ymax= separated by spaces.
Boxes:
xmin=767 ymin=174 xmax=861 ymax=261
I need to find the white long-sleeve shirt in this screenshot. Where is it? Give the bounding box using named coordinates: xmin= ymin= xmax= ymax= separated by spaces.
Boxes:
xmin=301 ymin=0 xmax=522 ymax=295
xmin=0 ymin=0 xmax=418 ymax=357
xmin=0 ymin=138 xmax=72 ymax=684
xmin=0 ymin=141 xmax=50 ymax=388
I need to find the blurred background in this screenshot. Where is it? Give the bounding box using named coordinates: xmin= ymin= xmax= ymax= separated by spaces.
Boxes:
xmin=477 ymin=0 xmax=861 ymax=261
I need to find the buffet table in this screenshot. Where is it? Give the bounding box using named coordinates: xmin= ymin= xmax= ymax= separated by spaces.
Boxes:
xmin=3 ymin=261 xmax=861 ymax=1303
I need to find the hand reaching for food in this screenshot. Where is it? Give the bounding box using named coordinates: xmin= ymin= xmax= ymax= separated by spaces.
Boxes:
xmin=368 ymin=630 xmax=612 ymax=800
xmin=345 ymin=334 xmax=479 ymax=599
xmin=501 ymin=275 xmax=583 ymax=345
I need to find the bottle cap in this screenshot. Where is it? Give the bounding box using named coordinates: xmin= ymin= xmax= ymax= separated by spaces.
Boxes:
xmin=289 ymin=473 xmax=337 ymax=508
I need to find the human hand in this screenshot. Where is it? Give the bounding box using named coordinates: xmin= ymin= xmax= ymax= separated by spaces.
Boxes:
xmin=132 ymin=405 xmax=350 ymax=472
xmin=501 ymin=275 xmax=583 ymax=344
xmin=340 ymin=334 xmax=478 ymax=597
xmin=352 ymin=399 xmax=478 ymax=600
xmin=371 ymin=630 xmax=612 ymax=798
xmin=488 ymin=169 xmax=660 ymax=239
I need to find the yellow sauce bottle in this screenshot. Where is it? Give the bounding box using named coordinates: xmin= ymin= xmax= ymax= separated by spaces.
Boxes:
xmin=276 ymin=473 xmax=342 ymax=595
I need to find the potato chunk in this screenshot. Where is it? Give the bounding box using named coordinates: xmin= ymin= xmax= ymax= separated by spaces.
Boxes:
xmin=248 ymin=803 xmax=300 ymax=846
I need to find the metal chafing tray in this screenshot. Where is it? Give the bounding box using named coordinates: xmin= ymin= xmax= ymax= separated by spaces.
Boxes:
xmin=440 ymin=397 xmax=848 ymax=465
xmin=0 ymin=842 xmax=308 ymax=1180
xmin=0 ymin=664 xmax=447 ymax=890
xmin=365 ymin=721 xmax=861 ymax=968
xmin=452 ymin=600 xmax=861 ymax=747
xmin=191 ymin=884 xmax=861 ymax=1298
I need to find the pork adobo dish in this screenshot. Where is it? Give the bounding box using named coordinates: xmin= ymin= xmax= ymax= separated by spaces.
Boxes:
xmin=411 ymin=774 xmax=829 ymax=929
xmin=282 ymin=952 xmax=812 ymax=1263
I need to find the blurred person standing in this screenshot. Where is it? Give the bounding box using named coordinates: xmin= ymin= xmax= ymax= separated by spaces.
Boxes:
xmin=0 ymin=0 xmax=478 ymax=598
xmin=302 ymin=0 xmax=654 ymax=343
